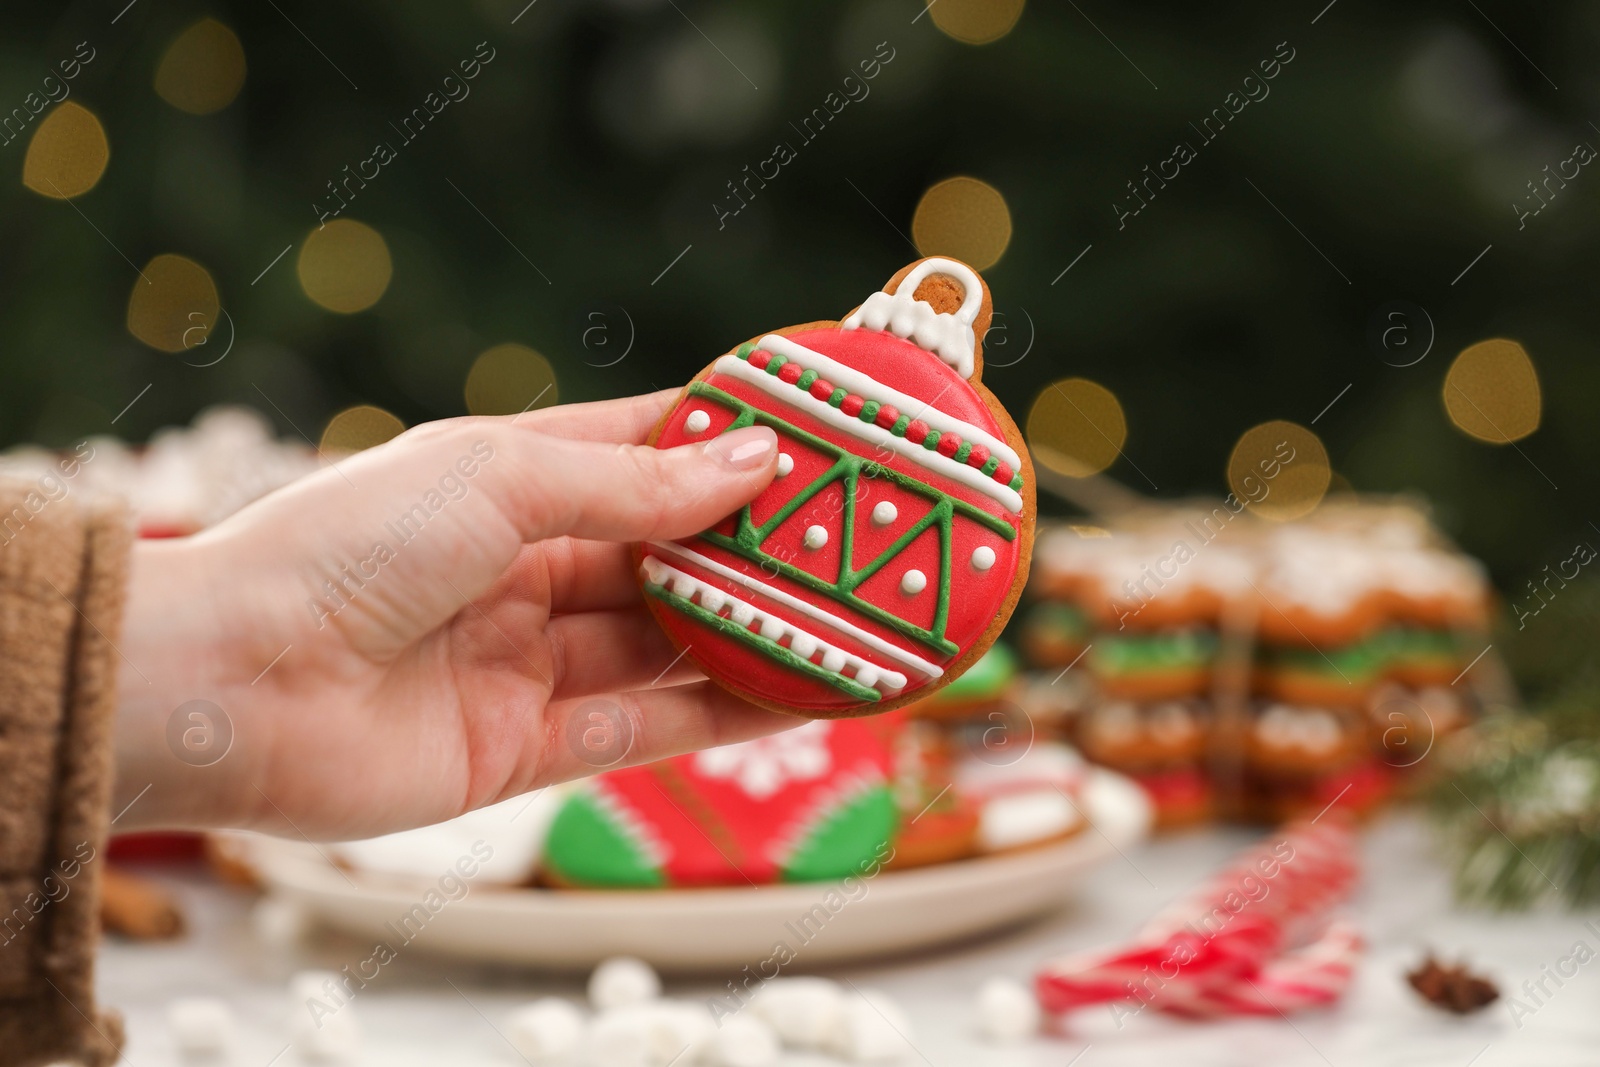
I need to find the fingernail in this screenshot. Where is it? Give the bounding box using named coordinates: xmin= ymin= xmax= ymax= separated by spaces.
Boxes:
xmin=703 ymin=426 xmax=777 ymax=471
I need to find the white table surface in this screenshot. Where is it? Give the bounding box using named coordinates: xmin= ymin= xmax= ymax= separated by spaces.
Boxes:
xmin=100 ymin=812 xmax=1600 ymax=1066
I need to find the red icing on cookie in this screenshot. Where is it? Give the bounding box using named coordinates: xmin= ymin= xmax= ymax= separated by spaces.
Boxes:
xmin=640 ymin=259 xmax=1032 ymax=715
xmin=547 ymin=717 xmax=901 ymax=887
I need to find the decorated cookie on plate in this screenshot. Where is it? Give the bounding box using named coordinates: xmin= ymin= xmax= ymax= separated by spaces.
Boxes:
xmin=638 ymin=258 xmax=1035 ymax=717
xmin=541 ymin=717 xmax=901 ymax=888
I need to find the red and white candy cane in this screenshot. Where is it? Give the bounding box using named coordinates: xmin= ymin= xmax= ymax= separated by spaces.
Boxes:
xmin=1037 ymin=817 xmax=1361 ymax=1017
xmin=1154 ymin=920 xmax=1364 ymax=1018
xmin=1036 ymin=913 xmax=1281 ymax=1013
xmin=1145 ymin=816 xmax=1357 ymax=944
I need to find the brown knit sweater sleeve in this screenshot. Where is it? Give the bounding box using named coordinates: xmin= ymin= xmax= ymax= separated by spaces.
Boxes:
xmin=0 ymin=480 xmax=132 ymax=1067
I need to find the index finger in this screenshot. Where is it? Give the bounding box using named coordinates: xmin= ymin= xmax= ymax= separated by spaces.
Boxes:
xmin=412 ymin=390 xmax=679 ymax=447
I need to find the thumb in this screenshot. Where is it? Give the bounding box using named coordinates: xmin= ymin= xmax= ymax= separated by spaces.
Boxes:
xmin=490 ymin=424 xmax=780 ymax=544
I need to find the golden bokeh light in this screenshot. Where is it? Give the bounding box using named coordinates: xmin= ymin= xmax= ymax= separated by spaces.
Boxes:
xmin=930 ymin=0 xmax=1027 ymax=45
xmin=1442 ymin=338 xmax=1541 ymax=444
xmin=911 ymin=177 xmax=1012 ymax=272
xmin=1027 ymin=378 xmax=1127 ymax=477
xmin=297 ymin=220 xmax=392 ymax=314
xmin=155 ymin=18 xmax=247 ymax=115
xmin=22 ymin=102 xmax=109 ymax=199
xmin=1227 ymin=420 xmax=1330 ymax=522
xmin=126 ymin=254 xmax=220 ymax=353
xmin=320 ymin=405 xmax=405 ymax=454
xmin=464 ymin=344 xmax=559 ymax=416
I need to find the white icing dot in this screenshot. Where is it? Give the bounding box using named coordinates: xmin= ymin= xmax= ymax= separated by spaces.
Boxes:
xmin=684 ymin=409 xmax=711 ymax=434
xmin=759 ymin=616 xmax=785 ymax=641
xmin=776 ymin=452 xmax=794 ymax=477
xmin=803 ymin=525 xmax=828 ymax=550
xmin=871 ymin=501 xmax=898 ymax=526
xmin=971 ymin=546 xmax=996 ymax=571
xmin=699 ymin=588 xmax=726 ymax=614
xmin=856 ymin=667 xmax=880 ymax=690
xmin=730 ymin=602 xmax=756 ymax=627
xmin=821 ymin=649 xmax=847 ymax=673
xmin=900 ymin=569 xmax=927 ymax=595
xmin=790 ymin=634 xmax=819 ymax=660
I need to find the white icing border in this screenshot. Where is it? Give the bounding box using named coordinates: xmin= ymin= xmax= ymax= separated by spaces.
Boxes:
xmin=715 ymin=337 xmax=1023 ymax=515
xmin=646 ymin=539 xmax=944 ymax=681
xmin=760 ymin=334 xmax=1019 ymax=467
xmin=841 ymin=258 xmax=985 ymax=378
xmin=642 ymin=555 xmax=909 ymax=692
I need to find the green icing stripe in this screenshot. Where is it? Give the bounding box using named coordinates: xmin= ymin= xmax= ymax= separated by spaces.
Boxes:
xmin=1008 ymin=473 xmax=1024 ymax=491
xmin=828 ymin=388 xmax=847 ymax=407
xmin=645 ymin=582 xmax=881 ymax=702
xmin=797 ymin=369 xmax=819 ymax=390
xmin=1265 ymin=626 xmax=1462 ymax=680
xmin=890 ymin=415 xmax=911 ymax=437
xmin=923 ymin=429 xmax=942 ymax=451
xmin=1092 ymin=630 xmax=1220 ymax=676
xmin=980 ymin=456 xmax=1000 ymax=475
xmin=1028 ymin=602 xmax=1090 ymax=638
xmin=735 ymin=342 xmax=756 ymax=359
xmin=953 ymin=441 xmax=973 ymax=464
xmin=766 ymin=355 xmax=788 ymax=375
xmin=859 ymin=400 xmax=881 ymax=422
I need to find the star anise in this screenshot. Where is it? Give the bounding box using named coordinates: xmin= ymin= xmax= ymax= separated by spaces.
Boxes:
xmin=1406 ymin=955 xmax=1500 ymax=1014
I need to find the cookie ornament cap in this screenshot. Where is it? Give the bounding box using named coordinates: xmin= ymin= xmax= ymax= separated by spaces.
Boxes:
xmin=638 ymin=256 xmax=1036 ymax=717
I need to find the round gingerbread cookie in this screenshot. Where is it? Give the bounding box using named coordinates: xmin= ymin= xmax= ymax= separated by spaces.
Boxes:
xmin=637 ymin=257 xmax=1035 ymax=717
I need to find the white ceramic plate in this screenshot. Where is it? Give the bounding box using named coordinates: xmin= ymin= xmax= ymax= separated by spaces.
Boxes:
xmin=249 ymin=769 xmax=1150 ymax=971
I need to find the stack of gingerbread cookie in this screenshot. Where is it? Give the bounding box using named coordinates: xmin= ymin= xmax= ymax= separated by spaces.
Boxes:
xmin=1019 ymin=499 xmax=1491 ymax=827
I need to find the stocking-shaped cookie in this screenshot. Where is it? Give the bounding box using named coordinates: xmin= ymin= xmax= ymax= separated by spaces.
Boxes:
xmin=542 ymin=717 xmax=901 ymax=887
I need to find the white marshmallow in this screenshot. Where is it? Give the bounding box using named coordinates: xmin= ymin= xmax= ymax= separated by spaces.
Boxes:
xmin=642 ymin=1001 xmax=715 ymax=1065
xmin=827 ymin=989 xmax=915 ymax=1062
xmin=288 ymin=971 xmax=361 ymax=1063
xmin=507 ymin=998 xmax=585 ymax=1062
xmin=587 ymin=1005 xmax=653 ymax=1067
xmin=974 ymin=976 xmax=1039 ymax=1043
xmin=708 ymin=1015 xmax=780 ymax=1067
xmin=589 ymin=956 xmax=661 ymax=1011
xmin=166 ymin=996 xmax=234 ymax=1057
xmin=749 ymin=977 xmax=845 ymax=1050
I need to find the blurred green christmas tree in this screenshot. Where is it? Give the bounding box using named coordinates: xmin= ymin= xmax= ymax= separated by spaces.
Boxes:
xmin=0 ymin=0 xmax=1595 ymax=600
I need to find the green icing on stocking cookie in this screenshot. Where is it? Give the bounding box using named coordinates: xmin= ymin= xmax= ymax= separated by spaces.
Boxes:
xmin=779 ymin=783 xmax=898 ymax=883
xmin=543 ymin=790 xmax=664 ymax=888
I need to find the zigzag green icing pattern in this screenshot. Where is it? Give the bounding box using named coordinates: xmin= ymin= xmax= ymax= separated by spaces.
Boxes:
xmin=688 ymin=381 xmax=1015 ymax=658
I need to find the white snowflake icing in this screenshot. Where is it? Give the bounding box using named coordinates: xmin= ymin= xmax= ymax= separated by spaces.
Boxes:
xmin=693 ymin=720 xmax=833 ymax=799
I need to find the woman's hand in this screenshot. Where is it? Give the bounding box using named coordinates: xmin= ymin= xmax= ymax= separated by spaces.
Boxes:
xmin=111 ymin=391 xmax=794 ymax=839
